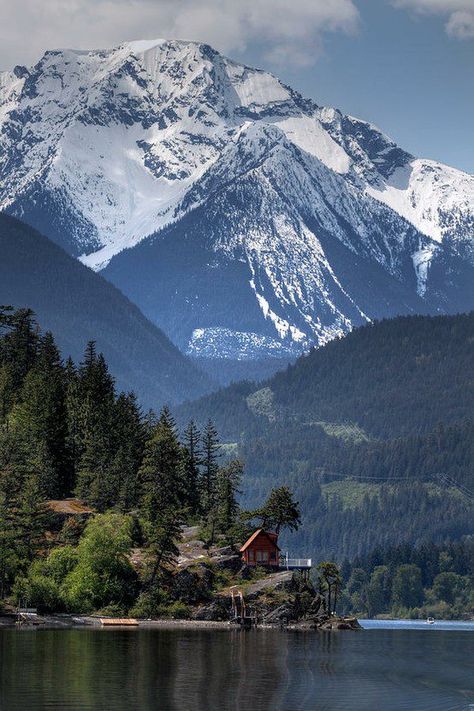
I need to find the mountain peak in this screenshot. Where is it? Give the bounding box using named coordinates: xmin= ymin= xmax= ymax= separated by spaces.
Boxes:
xmin=0 ymin=41 xmax=472 ymax=361
xmin=125 ymin=38 xmax=170 ymax=54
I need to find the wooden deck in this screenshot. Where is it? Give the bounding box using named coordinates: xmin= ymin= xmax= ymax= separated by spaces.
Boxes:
xmin=99 ymin=618 xmax=139 ymax=626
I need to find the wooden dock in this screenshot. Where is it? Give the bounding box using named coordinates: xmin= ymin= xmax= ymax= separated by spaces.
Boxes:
xmin=99 ymin=618 xmax=139 ymax=626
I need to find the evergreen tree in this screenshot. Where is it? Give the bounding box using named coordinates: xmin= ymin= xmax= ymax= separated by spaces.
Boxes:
xmin=215 ymin=460 xmax=243 ymax=541
xmin=200 ymin=420 xmax=220 ymax=515
xmin=366 ymin=566 xmax=391 ymax=617
xmin=139 ymin=407 xmax=184 ymax=584
xmin=182 ymin=420 xmax=202 ymax=516
xmin=14 ymin=476 xmax=50 ymax=566
xmin=75 ymin=344 xmax=116 ymax=508
xmin=9 ymin=332 xmax=70 ymax=497
xmin=259 ymin=486 xmax=301 ymax=535
xmin=0 ymin=490 xmax=20 ymax=598
xmin=64 ymin=357 xmax=81 ymax=494
xmin=143 ymin=508 xmax=184 ymax=587
xmin=140 ymin=407 xmax=183 ymax=513
xmin=1 ymin=308 xmax=38 ymax=393
xmin=0 ymin=307 xmax=38 ymax=422
xmin=109 ymin=392 xmax=145 ymax=511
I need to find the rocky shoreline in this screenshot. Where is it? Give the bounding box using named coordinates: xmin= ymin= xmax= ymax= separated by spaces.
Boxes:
xmin=0 ymin=612 xmax=361 ymax=631
xmin=1 ymin=532 xmax=362 ymax=632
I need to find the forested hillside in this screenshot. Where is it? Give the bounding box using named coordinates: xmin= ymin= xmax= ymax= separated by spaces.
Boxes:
xmin=0 ymin=306 xmax=257 ymax=613
xmin=177 ymin=313 xmax=474 ymax=559
xmin=0 ymin=305 xmax=471 ymax=618
xmin=0 ymin=214 xmax=212 ymax=406
xmin=178 ymin=313 xmax=474 ymax=438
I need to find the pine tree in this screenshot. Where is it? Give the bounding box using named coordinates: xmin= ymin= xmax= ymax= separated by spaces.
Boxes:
xmin=215 ymin=460 xmax=242 ymax=543
xmin=9 ymin=332 xmax=70 ymax=497
xmin=15 ymin=476 xmax=49 ymax=565
xmin=1 ymin=308 xmax=39 ymax=392
xmin=260 ymin=486 xmax=301 ymax=535
xmin=64 ymin=357 xmax=81 ymax=494
xmin=75 ymin=344 xmax=116 ymax=508
xmin=0 ymin=308 xmax=38 ymax=421
xmin=140 ymin=407 xmax=183 ymax=514
xmin=109 ymin=392 xmax=145 ymax=511
xmin=0 ymin=489 xmax=20 ymax=597
xmin=144 ymin=508 xmax=184 ymax=587
xmin=317 ymin=562 xmax=343 ymax=614
xmin=182 ymin=420 xmax=202 ymax=516
xmin=200 ymin=420 xmax=220 ymax=515
xmin=139 ymin=407 xmax=184 ymax=584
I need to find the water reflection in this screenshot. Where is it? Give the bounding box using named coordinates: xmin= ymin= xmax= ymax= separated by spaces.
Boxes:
xmin=1 ymin=627 xmax=472 ymax=710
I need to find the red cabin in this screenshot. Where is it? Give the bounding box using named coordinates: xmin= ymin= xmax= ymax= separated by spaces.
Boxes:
xmin=240 ymin=529 xmax=280 ymax=568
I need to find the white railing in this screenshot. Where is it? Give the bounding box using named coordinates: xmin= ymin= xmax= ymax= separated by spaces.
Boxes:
xmin=281 ymin=557 xmax=312 ymax=569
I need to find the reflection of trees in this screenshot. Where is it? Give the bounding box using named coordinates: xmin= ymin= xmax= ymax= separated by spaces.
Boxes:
xmin=171 ymin=629 xmax=289 ymax=711
xmin=0 ymin=628 xmax=339 ymax=710
xmin=2 ymin=626 xmax=465 ymax=710
xmin=0 ymin=628 xmax=344 ymax=710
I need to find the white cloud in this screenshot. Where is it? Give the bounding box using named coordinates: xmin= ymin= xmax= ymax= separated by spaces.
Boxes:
xmin=446 ymin=10 xmax=474 ymax=39
xmin=393 ymin=0 xmax=474 ymax=39
xmin=0 ymin=0 xmax=359 ymax=70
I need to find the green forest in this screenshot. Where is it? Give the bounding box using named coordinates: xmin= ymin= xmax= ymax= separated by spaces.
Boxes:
xmin=177 ymin=313 xmax=474 ymax=560
xmin=0 ymin=305 xmax=300 ymax=616
xmin=0 ymin=305 xmax=472 ymax=620
xmin=339 ymin=539 xmax=473 ymax=620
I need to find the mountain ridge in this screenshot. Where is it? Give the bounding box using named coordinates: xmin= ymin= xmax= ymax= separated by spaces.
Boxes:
xmin=176 ymin=311 xmax=474 ymax=440
xmin=1 ymin=39 xmax=473 ymax=360
xmin=0 ymin=212 xmax=213 ymax=406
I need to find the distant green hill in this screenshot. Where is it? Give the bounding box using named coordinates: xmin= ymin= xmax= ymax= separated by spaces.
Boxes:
xmin=177 ymin=313 xmax=474 ymax=559
xmin=178 ymin=312 xmax=474 ymax=438
xmin=0 ymin=213 xmax=213 ymax=407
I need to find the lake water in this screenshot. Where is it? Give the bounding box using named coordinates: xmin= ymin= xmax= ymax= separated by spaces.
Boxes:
xmin=1 ymin=624 xmax=473 ymax=710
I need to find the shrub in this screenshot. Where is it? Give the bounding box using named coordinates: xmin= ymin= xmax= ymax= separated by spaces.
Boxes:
xmin=13 ymin=574 xmax=62 ymax=613
xmin=130 ymin=586 xmax=170 ymax=619
xmin=60 ymin=513 xmax=138 ymax=613
xmin=45 ymin=546 xmax=79 ymax=584
xmin=166 ymin=601 xmax=191 ymax=619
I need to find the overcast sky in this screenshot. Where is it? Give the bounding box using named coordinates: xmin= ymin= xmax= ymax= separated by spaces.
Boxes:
xmin=0 ymin=0 xmax=472 ymax=173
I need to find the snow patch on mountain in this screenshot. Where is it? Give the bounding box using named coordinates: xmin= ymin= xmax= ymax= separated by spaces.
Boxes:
xmin=412 ymin=244 xmax=438 ymax=297
xmin=367 ymin=160 xmax=474 ymax=251
xmin=187 ymin=327 xmax=301 ymax=360
xmin=274 ymin=115 xmax=350 ymax=174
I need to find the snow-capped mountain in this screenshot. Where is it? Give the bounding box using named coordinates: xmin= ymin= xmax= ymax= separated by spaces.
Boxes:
xmin=1 ymin=39 xmax=473 ymax=360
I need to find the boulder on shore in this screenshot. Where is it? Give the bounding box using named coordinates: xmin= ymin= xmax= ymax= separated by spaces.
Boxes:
xmin=192 ymin=598 xmax=231 ymax=621
xmin=171 ymin=564 xmax=214 ymax=604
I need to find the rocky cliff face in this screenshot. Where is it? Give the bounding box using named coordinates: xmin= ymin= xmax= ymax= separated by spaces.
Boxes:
xmin=1 ymin=39 xmax=473 ymax=360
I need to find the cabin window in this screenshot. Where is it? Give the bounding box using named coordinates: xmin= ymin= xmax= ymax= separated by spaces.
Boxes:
xmin=256 ymin=550 xmax=269 ymax=563
xmin=248 ymin=550 xmax=254 ymax=561
xmin=270 ymin=552 xmax=276 ymax=561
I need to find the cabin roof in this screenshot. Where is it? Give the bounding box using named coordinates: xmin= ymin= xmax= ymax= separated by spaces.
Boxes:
xmin=240 ymin=528 xmax=280 ymax=553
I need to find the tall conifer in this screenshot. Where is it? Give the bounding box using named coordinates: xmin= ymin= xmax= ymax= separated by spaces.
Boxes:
xmin=201 ymin=420 xmax=220 ymax=515
xmin=182 ymin=420 xmax=201 ymax=516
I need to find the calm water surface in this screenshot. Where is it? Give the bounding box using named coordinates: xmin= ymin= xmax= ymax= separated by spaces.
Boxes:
xmin=0 ymin=625 xmax=473 ymax=710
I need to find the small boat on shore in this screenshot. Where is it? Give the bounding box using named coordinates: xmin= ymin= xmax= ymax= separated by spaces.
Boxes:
xmin=427 ymin=617 xmax=435 ymax=625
